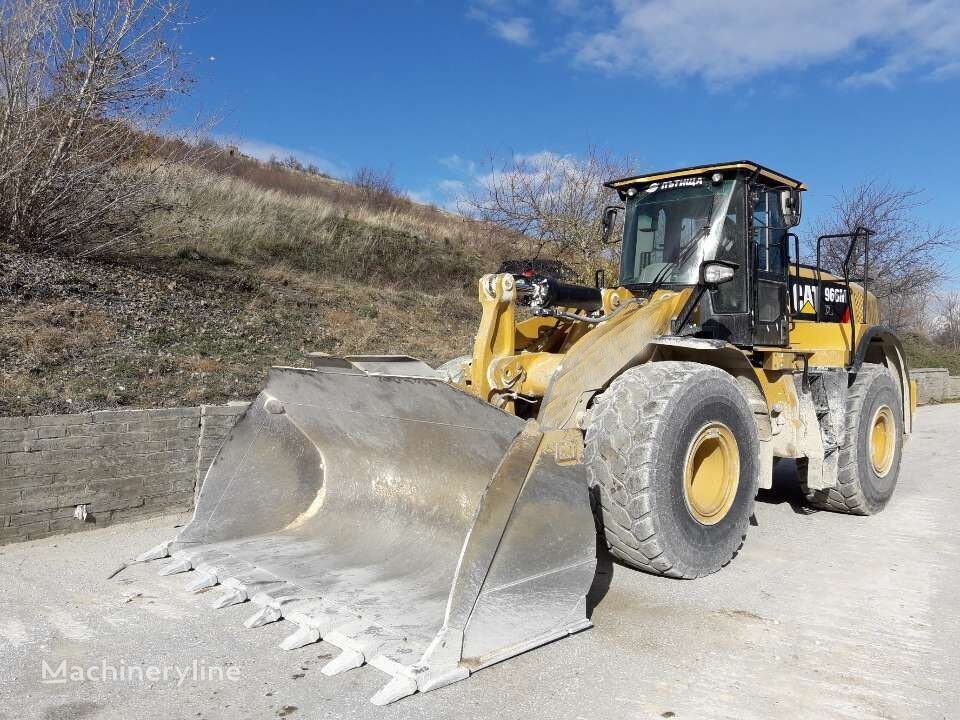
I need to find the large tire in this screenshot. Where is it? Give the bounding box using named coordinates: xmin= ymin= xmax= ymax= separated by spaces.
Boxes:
xmin=803 ymin=363 xmax=903 ymax=515
xmin=584 ymin=362 xmax=760 ymax=579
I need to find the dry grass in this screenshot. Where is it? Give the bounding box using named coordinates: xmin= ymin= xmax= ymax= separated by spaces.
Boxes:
xmin=137 ymin=162 xmax=516 ymax=294
xmin=0 ymin=245 xmax=480 ymax=416
xmin=0 ymin=301 xmax=118 ymax=371
xmin=1 ymin=148 xmax=528 ymax=415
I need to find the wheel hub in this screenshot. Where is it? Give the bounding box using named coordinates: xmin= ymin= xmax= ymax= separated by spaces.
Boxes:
xmin=869 ymin=404 xmax=896 ymax=477
xmin=683 ymin=422 xmax=740 ymax=525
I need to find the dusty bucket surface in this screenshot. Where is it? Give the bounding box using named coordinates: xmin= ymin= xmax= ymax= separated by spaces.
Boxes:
xmin=134 ymin=356 xmax=597 ymax=705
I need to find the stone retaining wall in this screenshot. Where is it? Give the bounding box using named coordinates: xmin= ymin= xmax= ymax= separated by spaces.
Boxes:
xmin=3 ymin=364 xmax=958 ymax=546
xmin=0 ymin=403 xmax=249 ymax=545
xmin=911 ymin=368 xmax=960 ymax=405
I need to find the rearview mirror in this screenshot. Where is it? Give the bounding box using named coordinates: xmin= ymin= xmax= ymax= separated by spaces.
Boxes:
xmin=781 ymin=189 xmax=802 ymax=227
xmin=600 ymin=205 xmax=623 ymax=244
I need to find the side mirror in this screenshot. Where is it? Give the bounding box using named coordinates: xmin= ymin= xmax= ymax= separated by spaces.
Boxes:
xmin=781 ymin=189 xmax=802 ymax=227
xmin=673 ymin=260 xmax=741 ymax=334
xmin=700 ymin=260 xmax=739 ymax=288
xmin=600 ymin=205 xmax=623 ymax=244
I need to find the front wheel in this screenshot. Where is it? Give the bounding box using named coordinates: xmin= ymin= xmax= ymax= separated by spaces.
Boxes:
xmin=584 ymin=362 xmax=760 ymax=579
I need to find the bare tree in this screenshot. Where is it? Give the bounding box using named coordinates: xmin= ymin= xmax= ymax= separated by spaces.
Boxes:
xmin=810 ymin=180 xmax=957 ymax=331
xmin=886 ymin=285 xmax=938 ymax=336
xmin=467 ymin=147 xmax=634 ymax=275
xmin=935 ymin=290 xmax=960 ymax=352
xmin=0 ymin=0 xmax=192 ymax=254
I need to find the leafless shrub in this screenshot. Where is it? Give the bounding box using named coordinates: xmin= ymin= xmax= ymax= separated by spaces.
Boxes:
xmin=934 ymin=291 xmax=960 ymax=352
xmin=352 ymin=165 xmax=404 ymax=211
xmin=0 ymin=0 xmax=193 ymax=255
xmin=810 ymin=180 xmax=957 ymax=331
xmin=467 ymin=147 xmax=635 ymax=276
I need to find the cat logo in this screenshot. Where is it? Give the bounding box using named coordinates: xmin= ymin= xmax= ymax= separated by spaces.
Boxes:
xmin=793 ymin=282 xmax=819 ymax=315
xmin=790 ymin=278 xmax=848 ymax=320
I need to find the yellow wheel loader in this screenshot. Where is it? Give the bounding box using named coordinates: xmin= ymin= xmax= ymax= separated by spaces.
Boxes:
xmin=131 ymin=161 xmax=915 ymax=704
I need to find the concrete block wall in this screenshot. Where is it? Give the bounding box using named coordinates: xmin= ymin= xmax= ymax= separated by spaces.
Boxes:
xmin=196 ymin=402 xmax=250 ymax=495
xmin=3 ymin=362 xmax=958 ymax=546
xmin=911 ymin=368 xmax=960 ymax=405
xmin=0 ymin=404 xmax=250 ymax=546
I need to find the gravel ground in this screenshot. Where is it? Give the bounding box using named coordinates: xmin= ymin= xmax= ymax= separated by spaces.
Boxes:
xmin=0 ymin=248 xmax=478 ymax=416
xmin=1 ymin=404 xmax=958 ymax=720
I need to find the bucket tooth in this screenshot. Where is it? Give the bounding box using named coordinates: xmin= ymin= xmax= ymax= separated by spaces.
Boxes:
xmin=250 ymin=589 xmax=302 ymax=608
xmin=211 ymin=588 xmax=247 ymax=609
xmin=136 ymin=540 xmax=172 ymax=563
xmin=325 ymin=624 xmax=391 ymax=664
xmin=321 ymin=649 xmax=365 ymax=676
xmin=283 ymin=600 xmax=358 ymax=636
xmin=222 ymin=568 xmax=278 ymax=594
xmin=185 ymin=572 xmax=218 ymax=593
xmin=244 ymin=605 xmax=282 ymax=628
xmin=158 ymin=558 xmax=192 ymax=576
xmin=370 ymin=676 xmax=418 ymax=706
xmin=279 ymin=625 xmax=320 ymax=651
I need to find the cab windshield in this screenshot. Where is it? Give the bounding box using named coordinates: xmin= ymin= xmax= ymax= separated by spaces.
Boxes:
xmin=619 ymin=178 xmax=743 ymax=287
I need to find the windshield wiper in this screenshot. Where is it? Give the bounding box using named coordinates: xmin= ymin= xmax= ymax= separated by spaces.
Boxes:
xmin=638 ymin=262 xmax=676 ymax=296
xmin=677 ymin=224 xmax=711 ymax=265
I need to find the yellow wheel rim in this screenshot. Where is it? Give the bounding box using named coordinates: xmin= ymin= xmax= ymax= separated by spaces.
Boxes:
xmin=683 ymin=422 xmax=740 ymax=525
xmin=869 ymin=405 xmax=896 ymax=477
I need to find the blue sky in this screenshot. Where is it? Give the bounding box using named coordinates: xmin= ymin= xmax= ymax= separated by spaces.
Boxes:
xmin=173 ymin=1 xmax=960 ymax=271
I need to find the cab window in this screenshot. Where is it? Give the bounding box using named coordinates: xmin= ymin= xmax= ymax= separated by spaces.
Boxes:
xmin=753 ymin=190 xmax=787 ymax=274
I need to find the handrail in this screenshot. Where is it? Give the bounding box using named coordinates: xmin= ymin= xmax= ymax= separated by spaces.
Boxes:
xmin=787 ymin=232 xmax=800 ymax=310
xmin=814 ymin=227 xmax=875 ymax=366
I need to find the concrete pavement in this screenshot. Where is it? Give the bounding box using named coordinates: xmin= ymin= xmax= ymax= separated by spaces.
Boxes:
xmin=1 ymin=404 xmax=958 ymax=720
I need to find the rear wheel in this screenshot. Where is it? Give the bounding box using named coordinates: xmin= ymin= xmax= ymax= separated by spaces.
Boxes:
xmin=584 ymin=362 xmax=760 ymax=578
xmin=803 ymin=364 xmax=903 ymax=514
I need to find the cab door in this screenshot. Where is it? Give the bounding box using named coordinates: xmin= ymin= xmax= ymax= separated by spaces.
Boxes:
xmin=751 ymin=189 xmax=789 ymax=346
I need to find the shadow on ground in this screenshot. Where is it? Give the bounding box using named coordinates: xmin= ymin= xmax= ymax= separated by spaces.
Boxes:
xmin=585 ymin=458 xmax=821 ymax=609
xmin=756 ymin=459 xmax=817 ymax=515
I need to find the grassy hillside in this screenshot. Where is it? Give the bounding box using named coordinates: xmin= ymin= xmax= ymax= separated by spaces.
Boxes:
xmin=902 ymin=333 xmax=960 ymax=376
xmin=4 ymin=149 xmax=955 ymax=417
xmin=0 ymin=156 xmax=519 ymax=416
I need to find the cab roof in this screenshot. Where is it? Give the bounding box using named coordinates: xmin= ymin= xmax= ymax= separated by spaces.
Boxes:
xmin=605 ymin=161 xmax=807 ymax=192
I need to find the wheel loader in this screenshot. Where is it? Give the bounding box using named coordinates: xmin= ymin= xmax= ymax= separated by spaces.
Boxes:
xmin=129 ymin=161 xmax=915 ymax=705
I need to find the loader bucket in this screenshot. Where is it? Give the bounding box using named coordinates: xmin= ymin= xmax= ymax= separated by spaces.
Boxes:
xmin=135 ymin=357 xmax=597 ymax=705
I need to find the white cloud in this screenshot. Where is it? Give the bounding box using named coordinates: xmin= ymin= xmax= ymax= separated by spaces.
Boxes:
xmin=439 ymin=154 xmax=463 ymax=169
xmin=217 ymin=136 xmax=345 ymax=177
xmin=405 ymin=189 xmax=435 ymax=205
xmin=568 ymin=0 xmax=960 ymax=87
xmin=469 ymin=3 xmax=535 ymax=46
xmin=439 ymin=154 xmax=477 ymax=174
xmin=438 ymin=179 xmax=467 ymax=194
xmin=430 ymin=150 xmax=616 ymax=212
xmin=492 ymin=17 xmax=534 ymax=45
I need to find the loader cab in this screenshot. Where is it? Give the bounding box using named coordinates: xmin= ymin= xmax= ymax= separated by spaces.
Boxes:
xmin=607 ymin=161 xmax=805 ymax=348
